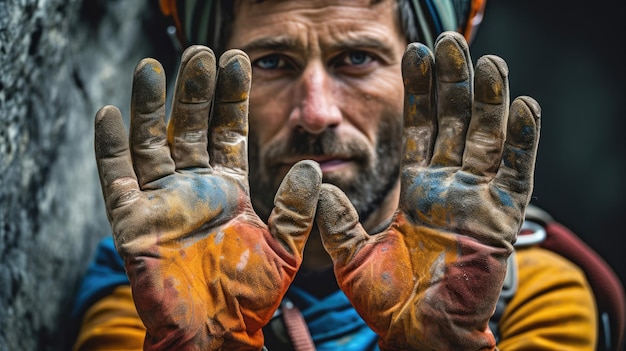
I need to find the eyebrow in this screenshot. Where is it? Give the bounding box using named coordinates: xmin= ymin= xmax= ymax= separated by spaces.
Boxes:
xmin=330 ymin=35 xmax=396 ymax=58
xmin=239 ymin=34 xmax=396 ymax=59
xmin=239 ymin=36 xmax=301 ymax=54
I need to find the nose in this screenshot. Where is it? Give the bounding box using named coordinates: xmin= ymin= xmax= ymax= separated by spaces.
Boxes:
xmin=288 ymin=62 xmax=342 ymax=134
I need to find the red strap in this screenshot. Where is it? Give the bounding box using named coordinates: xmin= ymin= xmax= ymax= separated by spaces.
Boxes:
xmin=281 ymin=301 xmax=316 ymax=351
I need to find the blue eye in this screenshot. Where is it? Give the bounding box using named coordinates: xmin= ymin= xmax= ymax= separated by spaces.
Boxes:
xmin=333 ymin=51 xmax=375 ymax=69
xmin=255 ymin=55 xmax=282 ymax=69
xmin=347 ymin=51 xmax=370 ymax=65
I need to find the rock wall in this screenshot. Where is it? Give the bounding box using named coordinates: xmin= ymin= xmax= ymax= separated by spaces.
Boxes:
xmin=0 ymin=1 xmax=174 ymax=350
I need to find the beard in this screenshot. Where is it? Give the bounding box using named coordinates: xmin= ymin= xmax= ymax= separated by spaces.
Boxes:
xmin=248 ymin=116 xmax=402 ymax=225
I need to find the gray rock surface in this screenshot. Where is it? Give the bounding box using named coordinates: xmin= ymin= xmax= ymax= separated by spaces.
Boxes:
xmin=0 ymin=1 xmax=167 ymax=349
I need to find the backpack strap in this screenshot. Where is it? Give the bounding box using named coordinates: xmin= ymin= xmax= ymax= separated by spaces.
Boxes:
xmin=488 ymin=249 xmax=517 ymax=343
xmin=488 ymin=216 xmax=546 ymax=343
xmin=491 ymin=204 xmax=625 ymax=351
xmin=281 ymin=299 xmax=316 ymax=351
xmin=535 ymin=212 xmax=625 ymax=351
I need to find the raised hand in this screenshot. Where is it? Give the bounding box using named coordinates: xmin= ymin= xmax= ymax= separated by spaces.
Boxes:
xmin=315 ymin=31 xmax=541 ymax=350
xmin=94 ymin=46 xmax=321 ymax=350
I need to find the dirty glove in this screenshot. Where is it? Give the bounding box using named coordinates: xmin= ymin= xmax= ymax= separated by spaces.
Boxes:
xmin=316 ymin=31 xmax=541 ymax=350
xmin=94 ymin=46 xmax=322 ymax=350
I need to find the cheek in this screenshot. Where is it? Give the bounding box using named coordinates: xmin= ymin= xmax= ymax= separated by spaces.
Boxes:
xmin=346 ymin=80 xmax=404 ymax=141
xmin=248 ymin=84 xmax=289 ymax=146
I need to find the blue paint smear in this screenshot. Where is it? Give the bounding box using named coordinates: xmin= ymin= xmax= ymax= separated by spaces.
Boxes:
xmin=495 ymin=187 xmax=514 ymax=208
xmin=502 ymin=147 xmax=524 ymax=168
xmin=409 ymin=172 xmax=447 ymax=214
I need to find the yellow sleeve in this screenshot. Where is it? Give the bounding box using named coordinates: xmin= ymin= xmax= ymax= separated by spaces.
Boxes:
xmin=72 ymin=285 xmax=146 ymax=351
xmin=497 ymin=246 xmax=597 ymax=350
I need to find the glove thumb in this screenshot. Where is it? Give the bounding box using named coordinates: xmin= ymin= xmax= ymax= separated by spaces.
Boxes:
xmin=269 ymin=160 xmax=322 ymax=261
xmin=316 ymin=183 xmax=369 ymax=268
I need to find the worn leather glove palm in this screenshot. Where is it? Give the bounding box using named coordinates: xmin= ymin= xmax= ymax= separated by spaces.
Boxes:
xmin=94 ymin=46 xmax=322 ymax=350
xmin=316 ymin=31 xmax=541 ymax=350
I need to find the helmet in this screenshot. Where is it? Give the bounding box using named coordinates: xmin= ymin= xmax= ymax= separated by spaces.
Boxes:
xmin=402 ymin=0 xmax=486 ymax=48
xmin=160 ymin=0 xmax=486 ymax=53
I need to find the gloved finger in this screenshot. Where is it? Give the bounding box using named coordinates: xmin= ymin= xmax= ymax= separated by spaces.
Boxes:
xmin=94 ymin=105 xmax=140 ymax=218
xmin=269 ymin=160 xmax=322 ymax=260
xmin=461 ymin=55 xmax=509 ymax=177
xmin=494 ymin=96 xmax=541 ymax=198
xmin=130 ymin=58 xmax=175 ymax=188
xmin=168 ymin=45 xmax=216 ymax=171
xmin=316 ymin=183 xmax=369 ymax=269
xmin=431 ymin=31 xmax=473 ymax=167
xmin=401 ymin=42 xmax=436 ymax=169
xmin=209 ymin=49 xmax=251 ymax=187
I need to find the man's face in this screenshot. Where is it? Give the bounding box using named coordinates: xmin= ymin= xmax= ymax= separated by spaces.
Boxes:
xmin=228 ymin=0 xmax=408 ymax=224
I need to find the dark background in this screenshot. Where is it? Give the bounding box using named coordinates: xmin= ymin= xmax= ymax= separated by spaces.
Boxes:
xmin=471 ymin=1 xmax=625 ymax=286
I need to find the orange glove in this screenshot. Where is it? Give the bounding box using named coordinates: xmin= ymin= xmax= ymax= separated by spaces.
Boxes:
xmin=94 ymin=46 xmax=322 ymax=350
xmin=316 ymin=31 xmax=541 ymax=351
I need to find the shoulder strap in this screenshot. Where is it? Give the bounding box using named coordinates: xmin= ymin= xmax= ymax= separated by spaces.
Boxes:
xmin=489 ymin=209 xmax=547 ymax=343
xmin=281 ymin=299 xmax=316 ymax=351
xmin=493 ymin=204 xmax=625 ymax=351
xmin=534 ymin=211 xmax=625 ymax=351
xmin=488 ymin=249 xmax=517 ymax=343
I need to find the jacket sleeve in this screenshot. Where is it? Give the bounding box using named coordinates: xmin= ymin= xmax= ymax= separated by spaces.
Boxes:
xmin=497 ymin=246 xmax=597 ymax=350
xmin=71 ymin=236 xmax=146 ymax=351
xmin=72 ymin=285 xmax=146 ymax=351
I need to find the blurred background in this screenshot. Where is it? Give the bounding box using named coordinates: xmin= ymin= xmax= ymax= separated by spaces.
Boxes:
xmin=472 ymin=1 xmax=625 ymax=286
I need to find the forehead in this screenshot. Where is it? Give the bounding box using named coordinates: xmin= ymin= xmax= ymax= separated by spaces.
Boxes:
xmin=227 ymin=0 xmax=402 ymax=51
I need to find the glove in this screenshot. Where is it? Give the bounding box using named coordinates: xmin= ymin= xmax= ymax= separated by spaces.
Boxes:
xmin=94 ymin=45 xmax=322 ymax=350
xmin=315 ymin=31 xmax=541 ymax=350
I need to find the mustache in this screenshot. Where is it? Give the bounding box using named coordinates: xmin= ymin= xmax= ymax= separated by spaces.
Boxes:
xmin=263 ymin=129 xmax=371 ymax=167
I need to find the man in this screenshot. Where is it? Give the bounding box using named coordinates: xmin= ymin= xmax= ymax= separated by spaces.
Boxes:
xmin=71 ymin=0 xmax=598 ymax=350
